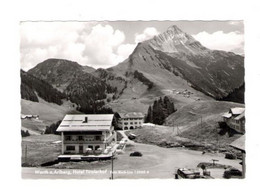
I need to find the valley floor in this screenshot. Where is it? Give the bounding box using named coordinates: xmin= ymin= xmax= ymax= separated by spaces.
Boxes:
xmin=21 ymin=133 xmax=242 ymax=179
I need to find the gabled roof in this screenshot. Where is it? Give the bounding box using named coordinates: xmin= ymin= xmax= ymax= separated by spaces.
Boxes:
xmin=230 ymin=135 xmax=245 ymax=152
xmin=230 ymin=107 xmax=245 ymax=115
xmin=119 ymin=112 xmax=144 ymax=119
xmin=234 ymin=112 xmax=245 ymax=120
xmin=222 ymin=113 xmax=232 ymax=118
xmin=56 ymin=114 xmax=114 ymax=132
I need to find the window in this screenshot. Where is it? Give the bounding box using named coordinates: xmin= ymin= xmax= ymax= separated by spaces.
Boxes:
xmin=130 ymin=122 xmax=133 ymax=125
xmin=66 ymin=146 xmax=75 ymax=151
xmin=95 ymin=136 xmax=101 ymax=141
xmin=95 ymin=145 xmax=100 ymax=150
xmin=65 ymin=136 xmax=71 ymax=141
xmin=78 ymin=136 xmax=83 ymax=141
xmin=79 ymin=145 xmax=83 ymax=151
xmin=139 ymin=122 xmax=141 ymax=124
xmin=135 ymin=122 xmax=137 ymax=124
xmin=124 ymin=122 xmax=128 ymax=125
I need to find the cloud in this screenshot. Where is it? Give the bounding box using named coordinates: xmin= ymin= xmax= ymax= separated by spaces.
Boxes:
xmin=192 ymin=31 xmax=244 ymax=54
xmin=20 ymin=22 xmax=134 ymax=71
xmin=116 ymin=44 xmax=136 ymax=62
xmin=20 ymin=22 xmax=92 ymax=70
xmin=80 ymin=24 xmax=126 ymax=66
xmin=111 ymin=27 xmax=161 ymax=63
xmin=135 ymin=27 xmax=160 ymax=43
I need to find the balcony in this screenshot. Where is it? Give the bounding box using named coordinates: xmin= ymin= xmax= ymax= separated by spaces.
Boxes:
xmin=64 ymin=140 xmax=104 ymax=144
xmin=63 ymin=134 xmax=115 ymax=144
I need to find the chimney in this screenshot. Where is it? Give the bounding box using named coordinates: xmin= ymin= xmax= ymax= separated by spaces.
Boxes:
xmin=84 ymin=117 xmax=88 ymax=123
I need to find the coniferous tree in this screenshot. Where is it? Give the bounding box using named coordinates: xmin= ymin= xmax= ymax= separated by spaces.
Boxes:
xmin=145 ymin=105 xmax=153 ymax=123
xmin=146 ymin=96 xmax=177 ymax=125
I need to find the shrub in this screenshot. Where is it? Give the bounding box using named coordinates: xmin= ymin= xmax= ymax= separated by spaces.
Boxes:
xmin=21 ymin=130 xmax=30 ymax=137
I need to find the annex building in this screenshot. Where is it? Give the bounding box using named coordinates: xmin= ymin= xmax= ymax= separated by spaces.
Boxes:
xmin=118 ymin=112 xmax=144 ymax=130
xmin=222 ymin=107 xmax=245 ymax=134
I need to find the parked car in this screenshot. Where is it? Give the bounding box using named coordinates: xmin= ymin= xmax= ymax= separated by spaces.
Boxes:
xmin=130 ymin=151 xmax=142 ymax=157
xmin=128 ymin=133 xmax=137 ymax=140
xmin=223 ymin=167 xmax=242 ymax=178
xmin=176 ymin=168 xmax=201 ymax=179
xmin=225 ymin=152 xmax=237 ymax=160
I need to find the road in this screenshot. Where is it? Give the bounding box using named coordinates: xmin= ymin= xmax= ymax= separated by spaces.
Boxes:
xmin=22 ymin=131 xmax=242 ymax=179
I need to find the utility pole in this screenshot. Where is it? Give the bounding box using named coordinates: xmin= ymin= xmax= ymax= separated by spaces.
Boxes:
xmin=25 ymin=144 xmax=27 ymax=164
xmin=111 ymin=152 xmax=114 ymax=180
xmin=176 ymin=125 xmax=180 ymax=135
xmin=200 ymin=116 xmax=202 ymax=129
xmin=216 ymin=127 xmax=219 ymax=147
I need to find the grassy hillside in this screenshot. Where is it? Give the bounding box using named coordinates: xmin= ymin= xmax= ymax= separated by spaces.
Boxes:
xmin=164 ymin=100 xmax=244 ymax=128
xmin=21 ymin=98 xmax=79 ymax=133
xmin=22 ymin=134 xmax=61 ymax=166
xmin=129 ymin=100 xmax=244 ymax=151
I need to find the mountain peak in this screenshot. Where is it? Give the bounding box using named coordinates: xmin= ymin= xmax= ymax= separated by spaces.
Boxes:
xmin=146 ymin=25 xmax=208 ymax=55
xmin=166 ymin=25 xmax=183 ymax=34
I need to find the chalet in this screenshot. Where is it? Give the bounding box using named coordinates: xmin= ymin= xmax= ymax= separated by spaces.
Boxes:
xmin=222 ymin=107 xmax=245 ymax=134
xmin=118 ymin=112 xmax=144 ymax=130
xmin=56 ymin=114 xmax=116 ymax=155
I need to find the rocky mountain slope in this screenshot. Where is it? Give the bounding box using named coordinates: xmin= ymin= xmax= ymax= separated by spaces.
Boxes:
xmin=28 ymin=59 xmax=116 ymax=113
xmin=26 ymin=25 xmax=244 ymax=114
xmin=111 ymin=25 xmax=244 ymax=98
xmin=28 ymin=58 xmax=88 ymax=91
xmin=94 ymin=25 xmax=244 ymax=112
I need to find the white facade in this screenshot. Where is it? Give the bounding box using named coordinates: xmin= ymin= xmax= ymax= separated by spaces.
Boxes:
xmin=222 ymin=107 xmax=245 ymax=134
xmin=57 ymin=114 xmax=116 ymax=155
xmin=118 ymin=112 xmax=144 ymax=130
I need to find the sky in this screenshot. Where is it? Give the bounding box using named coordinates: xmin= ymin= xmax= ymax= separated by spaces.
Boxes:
xmin=20 ymin=21 xmax=244 ymax=71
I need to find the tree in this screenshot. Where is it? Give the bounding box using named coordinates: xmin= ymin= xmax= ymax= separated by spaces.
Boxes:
xmin=145 ymin=96 xmax=176 ymax=125
xmin=113 ymin=112 xmax=121 ymax=130
xmin=44 ymin=120 xmax=62 ymax=135
xmin=201 ymin=164 xmax=206 ymax=172
xmin=163 ymin=96 xmax=175 ymax=115
xmin=152 ymin=99 xmax=164 ymax=125
xmin=145 ymin=106 xmax=153 ymax=123
xmin=21 ymin=130 xmax=30 ymax=137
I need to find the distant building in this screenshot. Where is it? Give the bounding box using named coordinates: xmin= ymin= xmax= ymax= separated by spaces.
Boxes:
xmin=118 ymin=112 xmax=144 ymax=130
xmin=56 ymin=114 xmax=116 ymax=155
xmin=222 ymin=107 xmax=245 ymax=134
xmin=230 ymin=135 xmax=245 ymax=178
xmin=21 ymin=114 xmax=39 ymax=119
